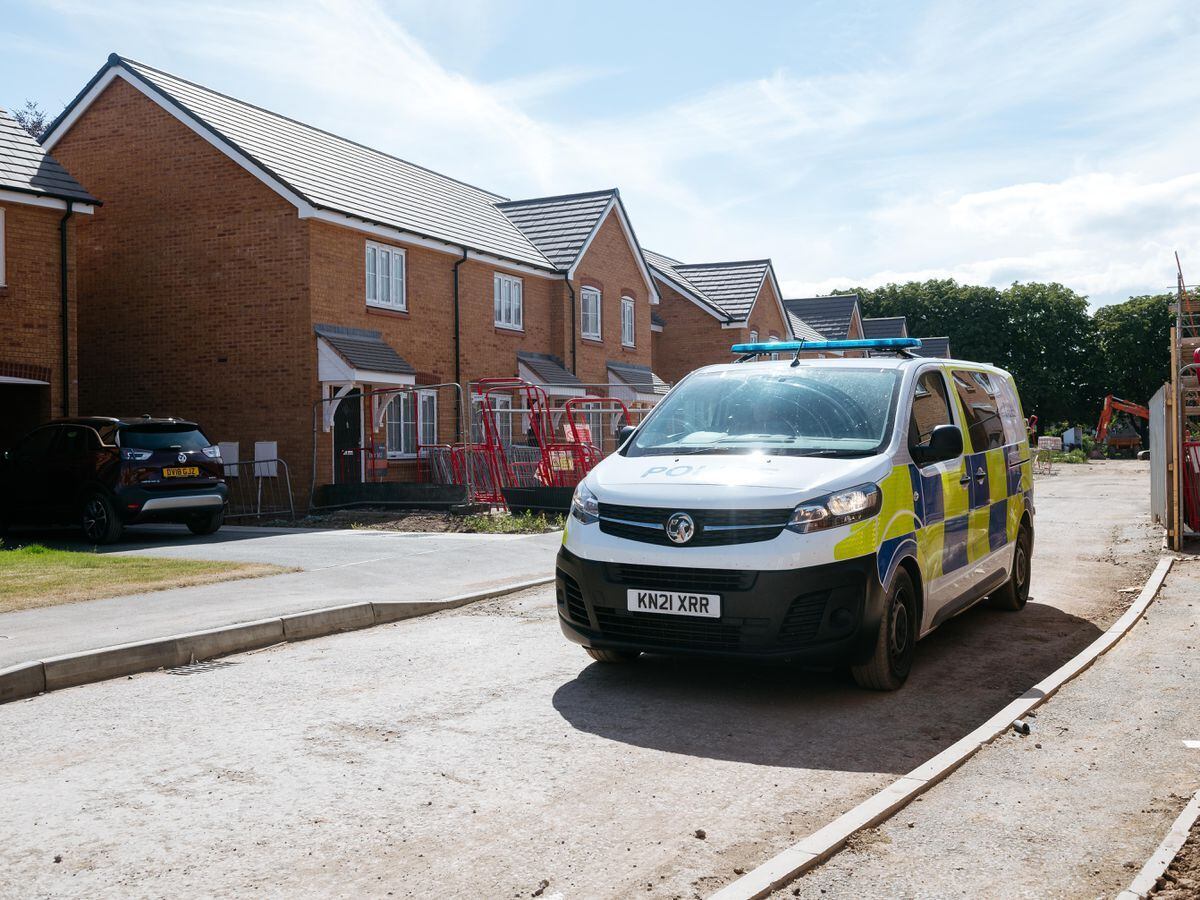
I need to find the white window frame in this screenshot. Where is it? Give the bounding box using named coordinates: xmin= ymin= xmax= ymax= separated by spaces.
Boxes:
xmin=385 ymin=389 xmax=437 ymax=458
xmin=0 ymin=207 xmax=6 ymax=287
xmin=620 ymin=296 xmax=635 ymax=347
xmin=580 ymin=286 xmax=602 ymax=340
xmin=471 ymin=393 xmax=513 ymax=446
xmin=366 ymin=241 xmax=406 ymax=312
xmin=749 ymin=330 xmax=758 ymax=343
xmin=494 ymin=273 xmax=524 ymax=331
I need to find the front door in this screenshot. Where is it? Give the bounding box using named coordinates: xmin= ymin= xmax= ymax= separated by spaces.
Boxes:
xmin=333 ymin=388 xmax=362 ymax=484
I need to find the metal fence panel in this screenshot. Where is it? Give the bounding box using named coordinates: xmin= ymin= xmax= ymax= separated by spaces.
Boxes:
xmin=1150 ymin=384 xmax=1167 ymax=526
xmin=224 ymin=458 xmax=295 ymax=521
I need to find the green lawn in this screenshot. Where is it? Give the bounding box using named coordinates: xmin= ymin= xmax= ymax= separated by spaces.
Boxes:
xmin=0 ymin=544 xmax=288 ymax=614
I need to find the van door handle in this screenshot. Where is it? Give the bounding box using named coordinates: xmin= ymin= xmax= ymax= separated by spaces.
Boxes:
xmin=974 ymin=466 xmax=987 ymax=481
xmin=959 ymin=472 xmax=971 ymax=485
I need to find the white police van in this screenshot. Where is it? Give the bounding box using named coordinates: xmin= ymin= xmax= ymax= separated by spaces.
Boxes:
xmin=556 ymin=338 xmax=1034 ymax=690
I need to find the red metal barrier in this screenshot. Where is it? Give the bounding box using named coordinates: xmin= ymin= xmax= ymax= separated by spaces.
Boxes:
xmin=1185 ymin=441 xmax=1200 ymax=532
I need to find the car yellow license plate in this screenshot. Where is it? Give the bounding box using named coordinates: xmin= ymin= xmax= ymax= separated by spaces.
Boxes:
xmin=162 ymin=466 xmax=200 ymax=478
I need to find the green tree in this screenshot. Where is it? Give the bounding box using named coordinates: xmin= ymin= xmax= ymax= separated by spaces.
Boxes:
xmin=1092 ymin=293 xmax=1173 ymax=405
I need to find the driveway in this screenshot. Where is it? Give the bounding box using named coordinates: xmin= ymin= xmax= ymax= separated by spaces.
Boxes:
xmin=0 ymin=525 xmax=561 ymax=667
xmin=0 ymin=462 xmax=1164 ymax=898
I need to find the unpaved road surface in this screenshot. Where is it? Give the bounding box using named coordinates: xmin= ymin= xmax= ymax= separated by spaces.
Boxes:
xmin=0 ymin=462 xmax=1160 ymax=898
xmin=781 ymin=556 xmax=1200 ymax=900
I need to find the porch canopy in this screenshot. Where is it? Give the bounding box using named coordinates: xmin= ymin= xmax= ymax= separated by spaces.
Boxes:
xmin=316 ymin=323 xmax=415 ymax=430
xmin=516 ymin=351 xmax=585 ymax=397
xmin=607 ymin=360 xmax=669 ymax=405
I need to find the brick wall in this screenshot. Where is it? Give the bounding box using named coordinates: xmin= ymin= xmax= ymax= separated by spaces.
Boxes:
xmin=568 ymin=210 xmax=652 ymax=386
xmin=50 ymin=76 xmax=315 ymax=497
xmin=0 ymin=199 xmax=78 ymax=447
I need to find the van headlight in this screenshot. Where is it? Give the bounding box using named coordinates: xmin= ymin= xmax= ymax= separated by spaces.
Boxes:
xmin=787 ymin=483 xmax=881 ymax=533
xmin=571 ymin=482 xmax=599 ymax=524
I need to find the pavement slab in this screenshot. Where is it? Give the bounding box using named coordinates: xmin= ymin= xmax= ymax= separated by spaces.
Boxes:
xmin=0 ymin=526 xmax=561 ymax=666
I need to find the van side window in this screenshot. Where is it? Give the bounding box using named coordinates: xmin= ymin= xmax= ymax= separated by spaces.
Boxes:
xmin=951 ymin=369 xmax=1005 ymax=451
xmin=995 ymin=377 xmax=1027 ymax=445
xmin=908 ymin=370 xmax=954 ymax=452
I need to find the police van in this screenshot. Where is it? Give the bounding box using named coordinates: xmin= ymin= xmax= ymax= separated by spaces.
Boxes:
xmin=555 ymin=338 xmax=1034 ymax=690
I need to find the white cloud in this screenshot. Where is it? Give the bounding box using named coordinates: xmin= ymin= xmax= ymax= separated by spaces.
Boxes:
xmin=31 ymin=0 xmax=1200 ymax=305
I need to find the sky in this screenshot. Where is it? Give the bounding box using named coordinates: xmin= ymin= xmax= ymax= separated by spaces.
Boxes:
xmin=3 ymin=0 xmax=1199 ymax=307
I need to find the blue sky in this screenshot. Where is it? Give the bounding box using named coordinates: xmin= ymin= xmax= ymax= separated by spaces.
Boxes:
xmin=4 ymin=0 xmax=1199 ymax=306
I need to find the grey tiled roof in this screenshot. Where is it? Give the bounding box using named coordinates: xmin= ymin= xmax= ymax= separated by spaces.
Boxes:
xmin=65 ymin=57 xmax=554 ymax=269
xmin=0 ymin=106 xmax=98 ymax=203
xmin=643 ymin=250 xmax=725 ymax=318
xmin=672 ymin=260 xmax=770 ymax=320
xmin=783 ymin=295 xmax=860 ymax=341
xmin=314 ymin=323 xmax=414 ymax=375
xmin=517 ymin=351 xmax=582 ymax=387
xmin=496 ymin=190 xmax=613 ymax=270
xmin=650 ymin=310 xmax=665 ymax=328
xmin=912 ymin=336 xmax=951 ymax=358
xmin=862 ymin=316 xmax=907 ymax=339
xmin=607 ymin=360 xmax=669 ymax=395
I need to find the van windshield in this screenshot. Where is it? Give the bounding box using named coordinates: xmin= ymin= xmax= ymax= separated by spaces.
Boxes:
xmin=628 ymin=367 xmax=901 ymax=457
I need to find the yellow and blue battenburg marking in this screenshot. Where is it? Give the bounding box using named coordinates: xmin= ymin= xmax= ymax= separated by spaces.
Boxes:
xmin=834 ymin=442 xmax=1033 ymax=587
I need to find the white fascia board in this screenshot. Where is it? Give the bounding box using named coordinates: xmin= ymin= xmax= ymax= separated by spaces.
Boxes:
xmin=0 ymin=374 xmax=51 ymax=386
xmin=301 ymin=207 xmax=556 ymax=278
xmin=45 ymin=66 xmax=315 ymax=216
xmin=354 ymin=369 xmax=416 ymax=386
xmin=721 ymin=320 xmax=749 ymax=330
xmin=651 ymin=323 xmax=663 ymax=333
xmin=650 ymin=270 xmax=729 ymax=323
xmin=0 ymin=189 xmax=95 ymax=213
xmin=568 ymin=198 xmax=660 ymax=303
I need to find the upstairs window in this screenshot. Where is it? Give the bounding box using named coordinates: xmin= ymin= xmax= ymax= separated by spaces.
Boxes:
xmin=494 ymin=273 xmax=524 ymax=330
xmin=749 ymin=330 xmax=758 ymax=343
xmin=620 ymin=296 xmax=635 ymax=347
xmin=581 ymin=287 xmax=601 ymax=340
xmin=366 ymin=241 xmax=406 ymax=311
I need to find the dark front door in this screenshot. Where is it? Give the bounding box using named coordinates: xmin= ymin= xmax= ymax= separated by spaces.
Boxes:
xmin=333 ymin=389 xmax=362 ymax=484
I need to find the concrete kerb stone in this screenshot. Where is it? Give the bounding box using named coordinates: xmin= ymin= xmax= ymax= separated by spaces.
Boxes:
xmin=708 ymin=556 xmax=1176 ymax=900
xmin=0 ymin=574 xmax=557 ymax=706
xmin=1119 ymin=788 xmax=1200 ymax=899
xmin=0 ymin=661 xmax=46 ymax=703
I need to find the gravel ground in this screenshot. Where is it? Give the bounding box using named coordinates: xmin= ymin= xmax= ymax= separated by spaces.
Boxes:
xmin=778 ymin=556 xmax=1200 ymax=900
xmin=0 ymin=462 xmax=1160 ymax=899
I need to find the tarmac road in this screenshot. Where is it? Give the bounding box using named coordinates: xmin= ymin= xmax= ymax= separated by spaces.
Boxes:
xmin=0 ymin=462 xmax=1160 ymax=899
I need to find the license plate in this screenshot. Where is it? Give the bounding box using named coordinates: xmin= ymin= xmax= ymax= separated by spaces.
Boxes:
xmin=627 ymin=589 xmax=720 ymax=618
xmin=162 ymin=466 xmax=200 ymax=478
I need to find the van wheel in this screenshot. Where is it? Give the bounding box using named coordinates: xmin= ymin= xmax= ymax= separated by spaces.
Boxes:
xmin=187 ymin=508 xmax=224 ymax=536
xmin=585 ymin=647 xmax=640 ymax=663
xmin=988 ymin=525 xmax=1032 ymax=611
xmin=852 ymin=569 xmax=917 ymax=691
xmin=82 ymin=493 xmax=123 ymax=544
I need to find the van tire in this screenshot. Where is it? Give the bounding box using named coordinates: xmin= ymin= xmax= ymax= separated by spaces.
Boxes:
xmin=988 ymin=525 xmax=1031 ymax=611
xmin=187 ymin=508 xmax=224 ymax=536
xmin=585 ymin=647 xmax=640 ymax=663
xmin=82 ymin=492 xmax=123 ymax=545
xmin=852 ymin=569 xmax=917 ymax=691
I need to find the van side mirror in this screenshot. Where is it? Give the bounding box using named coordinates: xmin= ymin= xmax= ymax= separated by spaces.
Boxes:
xmin=617 ymin=424 xmax=636 ymax=447
xmin=912 ymin=424 xmax=963 ymax=465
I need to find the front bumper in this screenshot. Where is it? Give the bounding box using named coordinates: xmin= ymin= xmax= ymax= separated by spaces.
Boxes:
xmin=555 ymin=547 xmax=885 ymax=664
xmin=115 ymin=483 xmax=228 ymax=523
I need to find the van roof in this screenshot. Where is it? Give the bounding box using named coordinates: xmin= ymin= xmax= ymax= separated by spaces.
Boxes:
xmin=696 ymin=355 xmax=1012 ymax=378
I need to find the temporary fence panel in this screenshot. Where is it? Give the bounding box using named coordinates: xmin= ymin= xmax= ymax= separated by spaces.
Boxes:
xmin=1150 ymin=384 xmax=1167 ymax=527
xmin=1185 ymin=441 xmax=1200 ymax=533
xmin=224 ymin=458 xmax=295 ymax=521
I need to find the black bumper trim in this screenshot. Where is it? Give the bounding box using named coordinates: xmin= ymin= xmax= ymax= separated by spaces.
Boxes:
xmin=556 ymin=547 xmax=886 ymax=664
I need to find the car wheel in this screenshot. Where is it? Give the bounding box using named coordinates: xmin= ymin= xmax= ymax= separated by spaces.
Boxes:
xmin=82 ymin=492 xmax=122 ymax=545
xmin=852 ymin=569 xmax=917 ymax=691
xmin=186 ymin=507 xmax=225 ymax=536
xmin=584 ymin=647 xmax=640 ymax=663
xmin=988 ymin=525 xmax=1032 ymax=611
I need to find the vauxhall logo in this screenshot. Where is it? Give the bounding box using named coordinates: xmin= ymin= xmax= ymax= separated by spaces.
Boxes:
xmin=665 ymin=512 xmax=695 ymax=545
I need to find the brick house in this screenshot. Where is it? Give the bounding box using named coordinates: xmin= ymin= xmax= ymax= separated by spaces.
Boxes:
xmin=0 ymin=107 xmax=98 ymax=449
xmin=861 ymin=316 xmax=952 ymax=357
xmin=42 ymin=55 xmax=667 ymax=504
xmin=645 ymin=250 xmax=823 ymax=384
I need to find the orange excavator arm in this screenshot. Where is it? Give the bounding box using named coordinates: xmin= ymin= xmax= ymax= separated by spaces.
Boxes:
xmin=1096 ymin=394 xmax=1150 ymax=443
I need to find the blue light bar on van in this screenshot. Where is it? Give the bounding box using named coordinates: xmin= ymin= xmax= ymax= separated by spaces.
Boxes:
xmin=730 ymin=338 xmax=924 ymax=354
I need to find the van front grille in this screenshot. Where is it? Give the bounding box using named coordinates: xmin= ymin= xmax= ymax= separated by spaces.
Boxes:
xmin=597 ymin=503 xmax=791 ymax=547
xmin=593 ymin=607 xmax=742 ymax=652
xmin=605 ymin=563 xmax=756 ymax=594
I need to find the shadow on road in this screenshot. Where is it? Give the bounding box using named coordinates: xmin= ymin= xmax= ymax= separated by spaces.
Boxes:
xmin=1 ymin=524 xmax=314 ymax=554
xmin=552 ymin=597 xmax=1102 ymax=774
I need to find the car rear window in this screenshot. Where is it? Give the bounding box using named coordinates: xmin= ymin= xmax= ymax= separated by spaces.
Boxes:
xmin=118 ymin=424 xmax=210 ymax=452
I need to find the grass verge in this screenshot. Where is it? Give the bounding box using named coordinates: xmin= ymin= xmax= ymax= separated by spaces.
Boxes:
xmin=0 ymin=544 xmax=289 ymax=614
